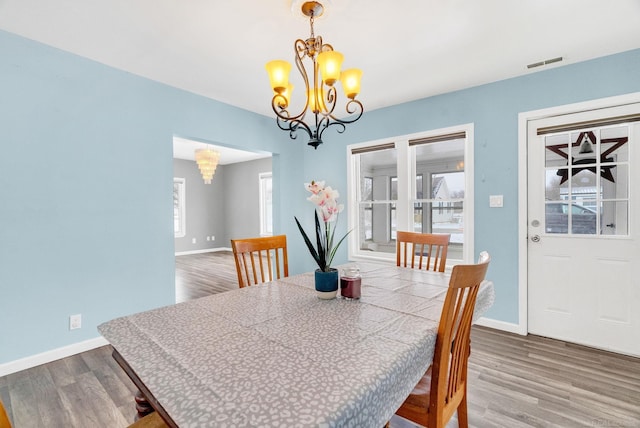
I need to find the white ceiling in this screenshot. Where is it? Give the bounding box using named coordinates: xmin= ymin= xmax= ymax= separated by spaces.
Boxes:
xmin=173 ymin=137 xmax=271 ymax=164
xmin=1 ymin=1 xmax=639 ymax=137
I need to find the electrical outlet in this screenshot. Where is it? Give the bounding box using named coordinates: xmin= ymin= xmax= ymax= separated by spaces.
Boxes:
xmin=69 ymin=314 xmax=82 ymax=330
xmin=211 ymin=235 xmax=215 ymax=241
xmin=206 ymin=236 xmax=210 ymax=241
xmin=192 ymin=238 xmax=196 ymax=244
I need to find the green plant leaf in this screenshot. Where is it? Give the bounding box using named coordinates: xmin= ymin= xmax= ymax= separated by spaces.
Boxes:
xmin=314 ymin=210 xmax=327 ymax=271
xmin=295 ymin=215 xmax=322 ymax=270
xmin=327 ymin=228 xmax=352 ymax=267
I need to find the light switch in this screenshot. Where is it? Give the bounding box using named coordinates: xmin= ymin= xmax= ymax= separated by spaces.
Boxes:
xmin=489 ymin=195 xmax=503 ymax=208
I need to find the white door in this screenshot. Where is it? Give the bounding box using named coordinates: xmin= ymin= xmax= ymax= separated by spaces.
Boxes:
xmin=527 ymin=102 xmax=640 ymax=356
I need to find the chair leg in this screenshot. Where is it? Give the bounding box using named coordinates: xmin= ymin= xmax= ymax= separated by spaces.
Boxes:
xmin=457 ymin=393 xmax=469 ymax=428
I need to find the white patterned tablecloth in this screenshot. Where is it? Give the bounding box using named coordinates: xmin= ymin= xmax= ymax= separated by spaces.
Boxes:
xmin=98 ymin=262 xmax=495 ymax=428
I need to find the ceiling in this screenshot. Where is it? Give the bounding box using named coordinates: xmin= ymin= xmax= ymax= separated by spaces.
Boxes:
xmin=1 ymin=1 xmax=639 ymax=123
xmin=173 ymin=137 xmax=271 ymax=164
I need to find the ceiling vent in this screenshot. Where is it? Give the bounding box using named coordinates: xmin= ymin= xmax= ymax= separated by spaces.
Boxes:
xmin=527 ymin=56 xmax=564 ymax=69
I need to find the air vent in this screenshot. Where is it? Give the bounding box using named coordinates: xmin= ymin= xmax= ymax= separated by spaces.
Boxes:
xmin=527 ymin=56 xmax=563 ymax=69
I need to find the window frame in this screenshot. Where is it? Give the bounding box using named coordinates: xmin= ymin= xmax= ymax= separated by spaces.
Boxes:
xmin=173 ymin=177 xmax=186 ymax=238
xmin=259 ymin=172 xmax=273 ymax=237
xmin=346 ymin=124 xmax=475 ymax=265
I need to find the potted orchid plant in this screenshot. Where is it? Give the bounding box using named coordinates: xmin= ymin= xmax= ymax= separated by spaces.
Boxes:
xmin=295 ymin=180 xmax=351 ymax=298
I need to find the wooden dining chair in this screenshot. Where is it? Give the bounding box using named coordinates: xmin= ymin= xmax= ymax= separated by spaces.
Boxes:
xmin=231 ymin=235 xmax=288 ymax=287
xmin=0 ymin=400 xmax=11 ymax=428
xmin=392 ymin=253 xmax=490 ymax=428
xmin=128 ymin=412 xmax=167 ymax=428
xmin=396 ymin=231 xmax=451 ymax=272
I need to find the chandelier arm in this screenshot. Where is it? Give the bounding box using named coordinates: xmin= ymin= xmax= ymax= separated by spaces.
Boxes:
xmin=269 ymin=39 xmax=313 ymax=123
xmin=326 ymin=99 xmax=364 ymax=125
xmin=320 ymin=85 xmax=337 ymax=117
xmin=320 ymin=43 xmax=334 ymax=52
xmin=276 ymin=115 xmax=313 ymax=141
xmin=317 ymin=118 xmax=346 ymax=141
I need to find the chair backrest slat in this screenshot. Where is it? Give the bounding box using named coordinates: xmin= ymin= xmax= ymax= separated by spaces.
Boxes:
xmin=396 ymin=231 xmax=451 ymax=272
xmin=231 ymin=235 xmax=289 ymax=287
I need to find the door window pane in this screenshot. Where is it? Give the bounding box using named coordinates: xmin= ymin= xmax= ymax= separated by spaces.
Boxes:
xmin=601 ymin=200 xmax=628 ymax=236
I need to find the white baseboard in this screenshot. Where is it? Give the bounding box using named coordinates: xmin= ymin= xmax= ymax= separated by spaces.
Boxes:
xmin=0 ymin=336 xmax=109 ymax=377
xmin=175 ymin=247 xmax=231 ymax=256
xmin=476 ymin=317 xmax=526 ymax=335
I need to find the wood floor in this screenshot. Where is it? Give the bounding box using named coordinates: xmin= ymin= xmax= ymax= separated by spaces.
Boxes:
xmin=175 ymin=250 xmax=239 ymax=302
xmin=1 ymin=252 xmax=639 ymax=427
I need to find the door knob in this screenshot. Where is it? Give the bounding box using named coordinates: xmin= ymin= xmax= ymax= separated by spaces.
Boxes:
xmin=530 ymin=235 xmax=541 ymax=243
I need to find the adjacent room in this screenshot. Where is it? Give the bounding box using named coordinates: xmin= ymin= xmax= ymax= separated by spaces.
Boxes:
xmin=1 ymin=1 xmax=639 ymax=427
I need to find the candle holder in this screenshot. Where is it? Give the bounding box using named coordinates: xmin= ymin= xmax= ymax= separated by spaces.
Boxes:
xmin=340 ymin=266 xmax=361 ymax=300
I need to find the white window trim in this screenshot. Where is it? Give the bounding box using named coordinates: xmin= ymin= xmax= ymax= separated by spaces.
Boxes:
xmin=346 ymin=123 xmax=475 ymax=266
xmin=174 ymin=177 xmax=186 ymax=238
xmin=259 ymin=172 xmax=273 ymax=237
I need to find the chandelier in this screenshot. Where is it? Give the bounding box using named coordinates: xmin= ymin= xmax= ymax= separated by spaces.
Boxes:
xmin=265 ymin=1 xmax=363 ymax=149
xmin=195 ymin=148 xmax=220 ymax=184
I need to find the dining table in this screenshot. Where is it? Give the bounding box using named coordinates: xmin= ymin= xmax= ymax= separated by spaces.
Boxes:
xmin=98 ymin=261 xmax=495 ymax=427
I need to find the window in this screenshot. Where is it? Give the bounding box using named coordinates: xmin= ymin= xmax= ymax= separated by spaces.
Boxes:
xmin=259 ymin=172 xmax=273 ymax=236
xmin=173 ymin=178 xmax=186 ymax=238
xmin=348 ymin=125 xmax=473 ymax=263
xmin=350 ymin=143 xmax=397 ymax=253
xmin=543 ymin=126 xmax=630 ymax=236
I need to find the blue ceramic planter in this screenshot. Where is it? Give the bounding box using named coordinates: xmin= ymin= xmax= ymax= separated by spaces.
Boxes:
xmin=315 ymin=268 xmax=339 ymax=299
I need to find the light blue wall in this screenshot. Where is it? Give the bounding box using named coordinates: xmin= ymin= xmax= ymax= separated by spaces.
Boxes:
xmin=301 ymin=48 xmax=640 ymax=324
xmin=1 ymin=25 xmax=639 ymax=364
xmin=0 ymin=30 xmax=305 ymax=364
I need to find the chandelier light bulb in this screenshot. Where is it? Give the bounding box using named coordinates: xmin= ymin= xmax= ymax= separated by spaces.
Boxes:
xmin=317 ymin=51 xmax=343 ymax=86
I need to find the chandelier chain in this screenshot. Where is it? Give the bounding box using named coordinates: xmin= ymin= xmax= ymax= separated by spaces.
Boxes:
xmin=310 ymin=15 xmax=315 ymax=40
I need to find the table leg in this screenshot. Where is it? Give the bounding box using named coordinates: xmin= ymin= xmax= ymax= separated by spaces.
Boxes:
xmin=111 ymin=348 xmax=176 ymax=426
xmin=134 ymin=390 xmax=154 ymax=420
